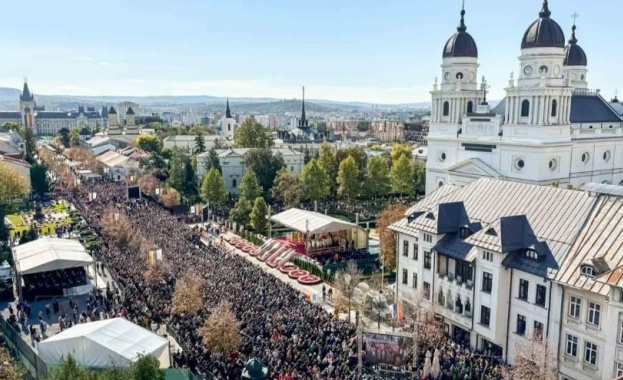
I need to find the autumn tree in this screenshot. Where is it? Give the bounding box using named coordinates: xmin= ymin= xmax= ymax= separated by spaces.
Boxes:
xmin=239 ymin=170 xmax=262 ymax=202
xmin=243 ymin=148 xmax=284 ymax=192
xmin=201 ymin=168 xmax=228 ymax=205
xmin=199 ymin=300 xmax=242 ymax=355
xmin=390 ymin=143 xmax=412 ymax=162
xmin=135 ymin=134 xmax=162 ymax=153
xmin=301 ymin=158 xmax=330 ymax=201
xmin=318 ymin=141 xmax=337 ymax=192
xmin=160 ymin=186 xmax=181 ymax=208
xmin=271 ymin=168 xmax=303 ymax=208
xmin=390 ymin=154 xmax=414 ymax=196
xmin=234 ymin=119 xmax=273 ymax=148
xmin=172 ymin=270 xmax=204 ymax=316
xmin=143 ymin=261 xmax=169 ymax=286
xmin=377 ymin=204 xmax=408 ymax=269
xmin=334 ymin=260 xmax=362 ymax=322
xmin=0 ymin=343 xmax=24 ymax=380
xmin=364 ymin=155 xmax=390 ymax=199
xmin=229 ymin=197 xmax=252 ymax=227
xmin=337 ymin=155 xmax=360 ymax=202
xmin=505 ymin=332 xmax=557 ymax=380
xmin=101 ymin=206 xmax=133 ymax=244
xmin=137 ymin=172 xmax=162 ymax=198
xmin=0 ymin=161 xmax=30 ymax=203
xmin=250 ymin=197 xmax=269 ymax=234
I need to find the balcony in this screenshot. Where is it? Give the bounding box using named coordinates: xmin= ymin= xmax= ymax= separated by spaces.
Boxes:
xmin=435 ymin=273 xmax=473 ymax=325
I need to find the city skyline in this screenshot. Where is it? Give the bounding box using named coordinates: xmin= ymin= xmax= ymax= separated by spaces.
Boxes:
xmin=0 ymin=0 xmax=620 ymax=104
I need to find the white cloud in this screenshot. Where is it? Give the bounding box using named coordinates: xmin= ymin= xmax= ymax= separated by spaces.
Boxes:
xmin=73 ymin=56 xmax=95 ymax=62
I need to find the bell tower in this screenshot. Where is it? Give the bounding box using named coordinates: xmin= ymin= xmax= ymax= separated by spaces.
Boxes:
xmin=19 ymin=79 xmax=36 ymax=130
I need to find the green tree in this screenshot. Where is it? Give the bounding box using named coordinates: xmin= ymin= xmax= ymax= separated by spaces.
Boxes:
xmin=129 ymin=354 xmax=165 ymax=380
xmin=213 ymin=138 xmax=226 ymax=149
xmin=194 ymin=132 xmax=206 ymax=154
xmin=301 ymin=158 xmax=330 ymax=201
xmin=46 ymin=354 xmax=100 ymax=380
xmin=201 ymin=147 xmax=221 ymax=174
xmin=30 ymin=163 xmax=50 ymax=197
xmin=239 ymin=170 xmax=262 ymax=202
xmin=135 ymin=135 xmax=163 ymax=153
xmin=167 ymin=148 xmax=196 ymax=199
xmin=58 ymin=128 xmax=70 ymax=148
xmin=271 ymin=168 xmax=303 ymax=208
xmin=318 ymin=141 xmax=337 ymax=192
xmin=364 ymin=155 xmax=390 ymax=199
xmin=230 ymin=197 xmax=252 ymax=227
xmin=0 ymin=162 xmax=30 ymax=203
xmin=234 ymin=119 xmax=273 ymax=148
xmin=201 ymin=168 xmax=228 ymax=205
xmin=390 ymin=154 xmax=414 ymax=196
xmin=250 ymin=197 xmax=269 ymax=234
xmin=1 ymin=122 xmax=21 ymax=133
xmin=335 ymin=147 xmax=367 ymax=177
xmin=69 ymin=128 xmax=80 ymax=147
xmin=390 ymin=143 xmax=412 ymax=162
xmin=22 ymin=126 xmax=36 ymax=164
xmin=243 ymin=148 xmax=284 ymax=193
xmin=413 ymin=161 xmax=426 ymax=193
xmin=337 ymin=156 xmax=361 ymax=202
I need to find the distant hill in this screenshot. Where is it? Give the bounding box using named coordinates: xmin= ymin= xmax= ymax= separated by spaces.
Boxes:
xmin=0 ymin=87 xmax=21 ymax=103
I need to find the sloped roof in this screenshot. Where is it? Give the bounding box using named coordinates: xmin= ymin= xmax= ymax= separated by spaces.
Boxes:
xmin=13 ymin=237 xmax=93 ymax=275
xmin=270 ymin=208 xmax=363 ymax=235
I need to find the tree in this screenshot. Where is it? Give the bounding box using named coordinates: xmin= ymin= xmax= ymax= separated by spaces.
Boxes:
xmin=160 ymin=186 xmax=181 ymax=208
xmin=135 ymin=135 xmax=162 ymax=153
xmin=58 ymin=128 xmax=70 ymax=148
xmin=377 ymin=204 xmax=409 ymax=269
xmin=390 ymin=154 xmax=414 ymax=196
xmin=167 ymin=148 xmax=196 ymax=199
xmin=0 ymin=162 xmax=30 ymax=203
xmin=390 ymin=143 xmax=412 ymax=162
xmin=1 ymin=122 xmax=21 ymax=133
xmin=301 ymin=158 xmax=330 ymax=201
xmin=250 ymin=197 xmax=269 ymax=234
xmin=213 ymin=138 xmax=226 ymax=149
xmin=505 ymin=332 xmax=557 ymax=380
xmin=412 ymin=161 xmax=426 ymax=193
xmin=22 ymin=126 xmax=36 ymax=164
xmin=337 ymin=156 xmax=360 ymax=202
xmin=199 ymin=300 xmax=242 ymax=355
xmin=335 ymin=147 xmax=367 ymax=177
xmin=230 ymin=197 xmax=252 ymax=227
xmin=243 ymin=148 xmax=284 ymax=193
xmin=239 ymin=170 xmax=262 ymax=202
xmin=0 ymin=343 xmax=25 ymax=380
xmin=101 ymin=206 xmax=134 ymax=244
xmin=234 ymin=119 xmax=273 ymax=148
xmin=271 ymin=168 xmax=303 ymax=208
xmin=47 ymin=354 xmax=100 ymax=380
xmin=30 ymin=163 xmax=50 ymax=197
xmin=364 ymin=156 xmax=390 ymax=199
xmin=318 ymin=141 xmax=337 ymax=192
xmin=334 ymin=260 xmax=362 ymax=322
xmin=172 ymin=270 xmax=203 ymax=316
xmin=194 ymin=132 xmax=206 ymax=154
xmin=69 ymin=128 xmax=80 ymax=147
xmin=201 ymin=147 xmax=221 ymax=174
xmin=129 ymin=354 xmax=165 ymax=380
xmin=201 ymin=168 xmax=228 ymax=205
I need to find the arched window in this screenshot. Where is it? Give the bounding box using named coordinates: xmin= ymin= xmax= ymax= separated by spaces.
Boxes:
xmin=551 ymin=99 xmax=557 ymax=117
xmin=467 ymin=101 xmax=473 ymax=114
xmin=228 ymin=123 xmax=231 ymax=131
xmin=232 ymin=179 xmax=237 ymax=188
xmin=521 ymin=100 xmax=530 ymax=117
xmin=442 ymin=101 xmax=450 ymax=116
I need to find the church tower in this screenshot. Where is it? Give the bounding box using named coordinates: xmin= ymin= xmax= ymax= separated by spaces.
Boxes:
xmin=299 ymin=86 xmax=308 ymax=127
xmin=220 ymin=98 xmax=237 ymax=141
xmin=19 ymin=80 xmax=36 ymax=130
xmin=430 ymin=3 xmax=482 ymax=130
xmin=562 ymin=18 xmax=588 ymax=90
xmin=107 ymin=106 xmax=120 ymax=135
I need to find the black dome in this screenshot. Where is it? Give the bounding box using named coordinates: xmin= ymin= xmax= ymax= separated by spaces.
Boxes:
xmin=563 ymin=25 xmax=587 ymax=66
xmin=521 ymin=1 xmax=565 ymax=49
xmin=443 ymin=9 xmax=478 ymax=58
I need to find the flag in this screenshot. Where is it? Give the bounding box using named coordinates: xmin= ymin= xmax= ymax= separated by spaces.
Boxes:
xmin=148 ymin=250 xmax=155 ymax=265
xmin=190 ymin=206 xmax=196 ymax=215
xmin=196 ymin=204 xmax=202 ymax=216
xmin=155 ymin=248 xmax=163 ymax=261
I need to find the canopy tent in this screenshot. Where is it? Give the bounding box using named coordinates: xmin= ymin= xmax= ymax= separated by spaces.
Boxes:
xmin=38 ymin=318 xmax=170 ymax=369
xmin=270 ymin=208 xmax=362 ymax=235
xmin=13 ymin=237 xmax=94 ymax=275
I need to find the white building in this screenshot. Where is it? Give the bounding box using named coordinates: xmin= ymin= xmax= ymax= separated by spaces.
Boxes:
xmin=425 ymin=1 xmax=623 ymax=195
xmin=117 ymin=102 xmax=139 ymax=124
xmin=162 ymin=135 xmax=230 ymax=152
xmin=391 ymin=178 xmax=623 ymax=380
xmin=219 ymin=100 xmax=238 ymax=141
xmin=196 ymin=148 xmax=304 ymax=195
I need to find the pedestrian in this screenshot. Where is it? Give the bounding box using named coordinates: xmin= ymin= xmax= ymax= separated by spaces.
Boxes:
xmin=322 ymin=284 xmax=326 ymax=302
xmin=45 ymin=304 xmax=51 ymax=319
xmin=328 ymin=288 xmax=333 ymax=301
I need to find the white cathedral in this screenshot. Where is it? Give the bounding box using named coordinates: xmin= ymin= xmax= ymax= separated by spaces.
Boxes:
xmin=425 ymin=0 xmax=623 ymax=194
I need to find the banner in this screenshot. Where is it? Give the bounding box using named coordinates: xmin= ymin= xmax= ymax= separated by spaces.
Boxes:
xmin=363 ymin=332 xmax=412 ymax=367
xmin=148 ymin=250 xmax=155 ymax=265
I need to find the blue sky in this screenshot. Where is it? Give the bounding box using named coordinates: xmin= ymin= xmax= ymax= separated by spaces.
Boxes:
xmin=0 ymin=0 xmax=620 ymax=104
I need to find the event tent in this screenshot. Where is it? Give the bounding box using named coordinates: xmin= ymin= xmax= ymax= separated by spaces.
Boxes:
xmin=38 ymin=318 xmax=170 ymax=368
xmin=270 ymin=208 xmax=362 ymax=235
xmin=13 ymin=237 xmax=94 ymax=275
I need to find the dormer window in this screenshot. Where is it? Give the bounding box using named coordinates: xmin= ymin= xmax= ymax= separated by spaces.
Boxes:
xmin=459 ymin=227 xmax=471 ymax=239
xmin=526 ymin=249 xmax=539 ymax=260
xmin=581 ymin=265 xmax=596 ymax=278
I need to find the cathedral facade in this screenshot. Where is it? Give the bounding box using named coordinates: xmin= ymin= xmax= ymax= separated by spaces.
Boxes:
xmin=425 ymin=1 xmax=623 ymax=194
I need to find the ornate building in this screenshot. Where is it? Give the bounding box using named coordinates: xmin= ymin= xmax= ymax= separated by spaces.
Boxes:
xmin=425 ymin=1 xmax=623 ymax=194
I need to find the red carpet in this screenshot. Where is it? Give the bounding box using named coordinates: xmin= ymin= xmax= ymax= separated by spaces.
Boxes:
xmin=277 ymin=238 xmax=306 ymax=254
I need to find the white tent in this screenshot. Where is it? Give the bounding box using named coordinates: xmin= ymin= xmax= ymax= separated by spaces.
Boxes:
xmin=270 ymin=208 xmax=361 ymax=235
xmin=38 ymin=318 xmax=170 ymax=369
xmin=13 ymin=237 xmax=94 ymax=275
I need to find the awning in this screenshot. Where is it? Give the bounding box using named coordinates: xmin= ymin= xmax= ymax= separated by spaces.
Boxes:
xmin=13 ymin=237 xmax=94 ymax=275
xmin=270 ymin=208 xmax=362 ymax=235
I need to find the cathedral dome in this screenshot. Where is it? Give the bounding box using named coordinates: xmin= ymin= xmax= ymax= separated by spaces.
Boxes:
xmin=521 ymin=0 xmax=565 ymax=49
xmin=563 ymin=25 xmax=587 ymax=66
xmin=443 ymin=9 xmax=478 ymax=58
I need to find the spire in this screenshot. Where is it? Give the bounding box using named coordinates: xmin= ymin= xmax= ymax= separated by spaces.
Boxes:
xmin=457 ymin=0 xmax=467 ymax=32
xmin=300 ymin=86 xmax=307 ymax=127
xmin=539 ymin=0 xmax=551 ymax=18
xmin=21 ymin=79 xmax=33 ymax=101
xmin=569 ymin=12 xmax=579 ymax=44
xmin=225 ymin=98 xmax=232 ymax=118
